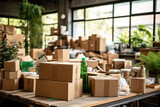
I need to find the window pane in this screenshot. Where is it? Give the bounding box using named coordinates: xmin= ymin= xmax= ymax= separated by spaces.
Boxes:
xmin=132 ymin=0 xmax=153 ymax=14
xmin=114 ymin=2 xmax=130 ymax=17
xmin=86 ymin=5 xmax=113 ymax=19
xmin=0 ymin=17 xmax=8 ymax=25
xmin=73 ymin=9 xmax=84 ymax=20
xmin=73 ymin=22 xmax=84 ymax=40
xmin=42 ymin=13 xmax=58 ymax=24
xmin=15 ymin=28 xmax=22 ymax=34
xmin=131 ymin=15 xmax=153 ymax=47
xmin=157 ymin=0 xmax=160 ymax=12
xmin=155 ymin=14 xmax=160 ymax=41
xmin=9 ymin=18 xmax=27 ymax=27
xmin=85 ymin=19 xmax=112 ymax=41
xmin=114 ymin=17 xmax=129 ymax=43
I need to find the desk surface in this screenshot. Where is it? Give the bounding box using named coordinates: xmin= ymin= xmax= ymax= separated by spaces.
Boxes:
xmin=0 ymin=88 xmax=160 ymax=107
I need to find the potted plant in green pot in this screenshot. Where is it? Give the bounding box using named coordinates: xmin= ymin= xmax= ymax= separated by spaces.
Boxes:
xmin=140 ymin=51 xmax=160 ymax=83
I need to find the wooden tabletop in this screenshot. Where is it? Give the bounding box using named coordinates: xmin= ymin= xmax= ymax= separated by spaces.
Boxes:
xmin=0 ymin=88 xmax=160 ymax=107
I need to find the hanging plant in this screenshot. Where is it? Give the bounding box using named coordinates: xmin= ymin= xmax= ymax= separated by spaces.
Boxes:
xmin=19 ymin=1 xmax=45 ymax=54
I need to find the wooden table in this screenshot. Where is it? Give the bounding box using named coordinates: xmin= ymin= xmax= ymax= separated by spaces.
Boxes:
xmin=0 ymin=88 xmax=160 ymax=107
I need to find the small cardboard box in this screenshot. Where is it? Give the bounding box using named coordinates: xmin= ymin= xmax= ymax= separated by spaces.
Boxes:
xmin=24 ymin=76 xmax=38 ymax=92
xmin=4 ymin=60 xmax=20 ymax=71
xmin=39 ymin=62 xmax=80 ymax=82
xmin=2 ymin=79 xmax=19 ymax=91
xmin=107 ymin=53 xmax=119 ymax=64
xmin=81 ymin=40 xmax=89 ymax=51
xmin=0 ymin=24 xmax=4 ymax=31
xmin=4 ymin=70 xmax=21 ymax=79
xmin=89 ymin=39 xmax=96 ymax=51
xmin=96 ymin=38 xmax=106 ymax=52
xmin=86 ymin=60 xmax=98 ymax=69
xmin=124 ymin=60 xmax=132 ymax=69
xmin=54 ymin=49 xmax=69 ymax=62
xmin=21 ymin=55 xmax=33 ymax=61
xmin=4 ymin=25 xmax=15 ymax=35
xmin=92 ymin=77 xmax=118 ymax=97
xmin=131 ymin=77 xmax=146 ymax=93
xmin=30 ymin=48 xmax=44 ymax=60
xmin=29 ymin=67 xmax=36 ymax=72
xmin=35 ymin=79 xmax=82 ymax=101
xmin=1 ymin=69 xmax=5 ymax=79
xmin=112 ymin=59 xmax=125 ymax=69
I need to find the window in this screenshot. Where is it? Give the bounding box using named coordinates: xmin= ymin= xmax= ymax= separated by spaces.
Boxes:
xmin=73 ymin=9 xmax=84 ymax=20
xmin=42 ymin=13 xmax=58 ymax=25
xmin=0 ymin=17 xmax=8 ymax=25
xmin=155 ymin=14 xmax=160 ymax=41
xmin=157 ymin=0 xmax=160 ymax=12
xmin=132 ymin=0 xmax=153 ymax=14
xmin=73 ymin=22 xmax=84 ymax=40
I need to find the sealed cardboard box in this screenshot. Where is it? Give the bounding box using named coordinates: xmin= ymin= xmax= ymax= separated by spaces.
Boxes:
xmin=124 ymin=60 xmax=132 ymax=69
xmin=29 ymin=67 xmax=36 ymax=72
xmin=79 ymin=36 xmax=87 ymax=46
xmin=92 ymin=77 xmax=118 ymax=97
xmin=0 ymin=24 xmax=4 ymax=31
xmin=2 ymin=79 xmax=19 ymax=91
xmin=81 ymin=40 xmax=88 ymax=51
xmin=86 ymin=60 xmax=98 ymax=69
xmin=21 ymin=55 xmax=33 ymax=61
xmin=96 ymin=38 xmax=106 ymax=52
xmin=24 ymin=76 xmax=38 ymax=92
xmin=4 ymin=25 xmax=15 ymax=35
xmin=39 ymin=62 xmax=80 ymax=82
xmin=36 ymin=79 xmax=82 ymax=101
xmin=1 ymin=69 xmax=4 ymax=79
xmin=131 ymin=77 xmax=146 ymax=93
xmin=30 ymin=48 xmax=44 ymax=60
xmin=54 ymin=49 xmax=69 ymax=62
xmin=89 ymin=39 xmax=96 ymax=51
xmin=4 ymin=70 xmax=21 ymax=79
xmin=108 ymin=53 xmax=119 ymax=64
xmin=112 ymin=59 xmax=125 ymax=69
xmin=4 ymin=60 xmax=20 ymax=71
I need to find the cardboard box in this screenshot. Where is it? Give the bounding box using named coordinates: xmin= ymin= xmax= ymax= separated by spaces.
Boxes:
xmin=21 ymin=55 xmax=33 ymax=61
xmin=108 ymin=53 xmax=119 ymax=64
xmin=56 ymin=39 xmax=65 ymax=46
xmin=46 ymin=55 xmax=53 ymax=61
xmin=81 ymin=40 xmax=88 ymax=51
xmin=89 ymin=39 xmax=96 ymax=51
xmin=0 ymin=24 xmax=4 ymax=31
xmin=131 ymin=77 xmax=146 ymax=93
xmin=79 ymin=36 xmax=87 ymax=46
xmin=69 ymin=59 xmax=82 ymax=63
xmin=4 ymin=70 xmax=21 ymax=79
xmin=54 ymin=49 xmax=69 ymax=62
xmin=92 ymin=77 xmax=118 ymax=97
xmin=1 ymin=69 xmax=4 ymax=79
xmin=112 ymin=59 xmax=125 ymax=69
xmin=2 ymin=79 xmax=19 ymax=91
xmin=24 ymin=76 xmax=38 ymax=92
xmin=35 ymin=79 xmax=82 ymax=101
xmin=4 ymin=60 xmax=20 ymax=71
xmin=0 ymin=31 xmax=3 ymax=37
xmin=86 ymin=60 xmax=98 ymax=69
xmin=17 ymin=49 xmax=24 ymax=56
xmin=30 ymin=48 xmax=44 ymax=60
xmin=124 ymin=60 xmax=132 ymax=69
xmin=39 ymin=62 xmax=80 ymax=82
xmin=96 ymin=38 xmax=106 ymax=52
xmin=29 ymin=67 xmax=36 ymax=72
xmin=4 ymin=25 xmax=15 ymax=35
xmin=99 ymin=63 xmax=106 ymax=71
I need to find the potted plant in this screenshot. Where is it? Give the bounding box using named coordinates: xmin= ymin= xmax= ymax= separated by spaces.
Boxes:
xmin=153 ymin=27 xmax=160 ymax=47
xmin=140 ymin=51 xmax=160 ymax=83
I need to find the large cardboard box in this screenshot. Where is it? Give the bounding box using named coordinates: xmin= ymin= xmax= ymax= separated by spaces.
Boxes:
xmin=92 ymin=77 xmax=118 ymax=97
xmin=89 ymin=39 xmax=96 ymax=51
xmin=39 ymin=62 xmax=80 ymax=82
xmin=81 ymin=40 xmax=89 ymax=51
xmin=24 ymin=76 xmax=38 ymax=92
xmin=30 ymin=48 xmax=44 ymax=60
xmin=4 ymin=60 xmax=20 ymax=71
xmin=112 ymin=59 xmax=125 ymax=69
xmin=108 ymin=53 xmax=119 ymax=64
xmin=54 ymin=49 xmax=69 ymax=62
xmin=96 ymin=38 xmax=106 ymax=52
xmin=0 ymin=24 xmax=4 ymax=31
xmin=131 ymin=77 xmax=146 ymax=93
xmin=2 ymin=79 xmax=19 ymax=90
xmin=4 ymin=25 xmax=15 ymax=35
xmin=86 ymin=60 xmax=98 ymax=69
xmin=4 ymin=70 xmax=21 ymax=79
xmin=35 ymin=79 xmax=82 ymax=101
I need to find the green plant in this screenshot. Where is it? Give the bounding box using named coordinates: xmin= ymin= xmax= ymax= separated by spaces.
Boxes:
xmin=0 ymin=38 xmax=19 ymax=69
xmin=158 ymin=27 xmax=160 ymax=42
xmin=140 ymin=51 xmax=160 ymax=83
xmin=117 ymin=29 xmax=129 ymax=44
xmin=19 ymin=1 xmax=44 ymax=54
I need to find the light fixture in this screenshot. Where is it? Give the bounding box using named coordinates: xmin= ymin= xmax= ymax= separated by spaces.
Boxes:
xmin=61 ymin=14 xmax=66 ymax=19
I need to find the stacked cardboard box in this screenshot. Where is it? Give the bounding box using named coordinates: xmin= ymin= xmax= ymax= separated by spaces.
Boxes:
xmin=54 ymin=49 xmax=69 ymax=62
xmin=36 ymin=62 xmax=82 ymax=101
xmin=2 ymin=60 xmax=21 ymax=91
xmin=30 ymin=48 xmax=44 ymax=60
xmin=4 ymin=25 xmax=15 ymax=35
xmin=24 ymin=76 xmax=38 ymax=92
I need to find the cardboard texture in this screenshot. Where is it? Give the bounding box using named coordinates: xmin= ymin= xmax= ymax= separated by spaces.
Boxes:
xmin=39 ymin=62 xmax=80 ymax=82
xmin=4 ymin=60 xmax=20 ymax=71
xmin=107 ymin=53 xmax=119 ymax=64
xmin=6 ymin=34 xmax=24 ymax=48
xmin=81 ymin=40 xmax=89 ymax=50
xmin=112 ymin=59 xmax=125 ymax=69
xmin=54 ymin=49 xmax=69 ymax=62
xmin=79 ymin=36 xmax=87 ymax=47
xmin=17 ymin=49 xmax=24 ymax=56
xmin=124 ymin=60 xmax=132 ymax=69
xmin=0 ymin=24 xmax=4 ymax=31
xmin=131 ymin=77 xmax=146 ymax=93
xmin=21 ymin=55 xmax=33 ymax=61
xmin=30 ymin=49 xmax=44 ymax=60
xmin=56 ymin=39 xmax=65 ymax=46
xmin=89 ymin=39 xmax=96 ymax=51
xmin=99 ymin=63 xmax=106 ymax=71
xmin=2 ymin=79 xmax=19 ymax=91
xmin=4 ymin=70 xmax=21 ymax=79
xmin=1 ymin=69 xmax=4 ymax=79
xmin=4 ymin=25 xmax=15 ymax=35
xmin=24 ymin=76 xmax=38 ymax=92
xmin=46 ymin=55 xmax=53 ymax=61
xmin=29 ymin=67 xmax=36 ymax=72
xmin=92 ymin=77 xmax=118 ymax=97
xmin=35 ymin=79 xmax=82 ymax=101
xmin=86 ymin=60 xmax=98 ymax=69
xmin=96 ymin=38 xmax=106 ymax=52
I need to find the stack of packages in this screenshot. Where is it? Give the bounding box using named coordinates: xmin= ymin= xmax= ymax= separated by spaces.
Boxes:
xmin=36 ymin=48 xmax=82 ymax=101
xmin=1 ymin=60 xmax=21 ymax=90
